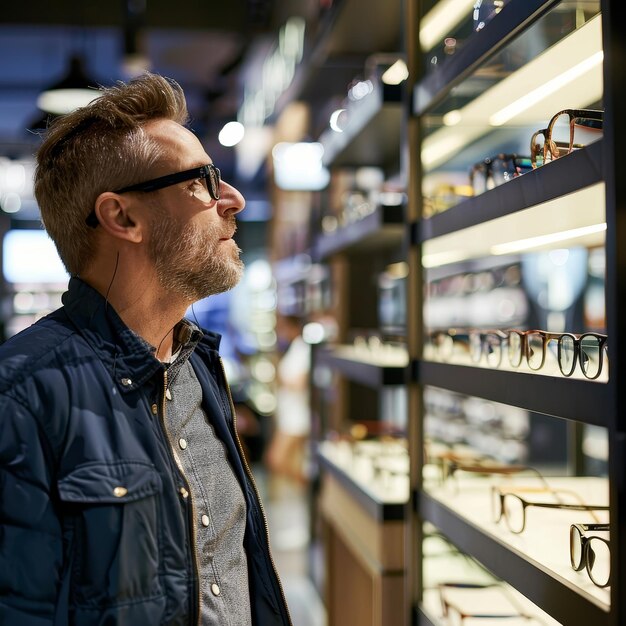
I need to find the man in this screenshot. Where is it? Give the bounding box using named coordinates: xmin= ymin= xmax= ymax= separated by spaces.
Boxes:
xmin=0 ymin=73 xmax=292 ymax=625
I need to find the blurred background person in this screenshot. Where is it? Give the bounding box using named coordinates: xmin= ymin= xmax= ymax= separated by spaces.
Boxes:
xmin=266 ymin=314 xmax=312 ymax=485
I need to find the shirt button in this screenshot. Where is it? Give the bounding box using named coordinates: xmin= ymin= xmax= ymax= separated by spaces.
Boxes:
xmin=121 ymin=378 xmax=132 ymax=387
xmin=151 ymin=403 xmax=158 ymax=415
xmin=179 ymin=438 xmax=188 ymax=450
xmin=179 ymin=487 xmax=189 ymax=499
xmin=211 ymin=583 xmax=221 ymax=596
xmin=201 ymin=514 xmax=210 ymax=527
xmin=113 ymin=486 xmax=128 ymax=497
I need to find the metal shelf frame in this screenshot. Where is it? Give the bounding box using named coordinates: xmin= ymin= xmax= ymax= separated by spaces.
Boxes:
xmin=418 ymin=360 xmax=609 ymax=427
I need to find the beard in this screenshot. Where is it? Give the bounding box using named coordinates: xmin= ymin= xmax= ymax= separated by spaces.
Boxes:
xmin=148 ymin=207 xmax=244 ymax=302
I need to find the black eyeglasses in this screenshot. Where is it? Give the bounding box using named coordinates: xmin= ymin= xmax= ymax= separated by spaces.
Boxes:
xmin=492 ymin=486 xmax=609 ymax=534
xmin=530 ymin=109 xmax=603 ymax=168
xmin=85 ymin=163 xmax=221 ymax=227
xmin=469 ymin=154 xmax=532 ymax=195
xmin=570 ymin=523 xmax=611 ymax=588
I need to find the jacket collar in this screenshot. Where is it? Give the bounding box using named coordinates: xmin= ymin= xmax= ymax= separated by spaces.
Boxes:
xmin=62 ymin=277 xmax=221 ymax=393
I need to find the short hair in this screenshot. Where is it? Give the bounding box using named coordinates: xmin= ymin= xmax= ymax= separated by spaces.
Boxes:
xmin=34 ymin=73 xmax=189 ymax=276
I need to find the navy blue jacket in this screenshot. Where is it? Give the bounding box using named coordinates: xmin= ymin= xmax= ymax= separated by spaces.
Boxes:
xmin=0 ymin=277 xmax=292 ymax=626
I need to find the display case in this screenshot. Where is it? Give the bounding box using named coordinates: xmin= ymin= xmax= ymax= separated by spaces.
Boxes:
xmin=407 ymin=1 xmax=624 ymax=625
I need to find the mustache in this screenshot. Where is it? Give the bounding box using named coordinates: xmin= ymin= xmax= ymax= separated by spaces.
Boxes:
xmin=221 ymin=216 xmax=238 ymax=238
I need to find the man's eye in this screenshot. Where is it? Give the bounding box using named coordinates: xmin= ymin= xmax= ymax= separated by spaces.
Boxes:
xmin=186 ymin=179 xmax=204 ymax=194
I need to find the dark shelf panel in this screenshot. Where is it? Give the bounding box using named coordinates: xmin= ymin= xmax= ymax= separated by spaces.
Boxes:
xmin=318 ymin=450 xmax=406 ymax=522
xmin=418 ymin=491 xmax=610 ymax=626
xmin=313 ymin=203 xmax=405 ymax=260
xmin=415 ymin=607 xmax=436 ymax=626
xmin=319 ymin=81 xmax=403 ymax=168
xmin=317 ymin=346 xmax=408 ymax=387
xmin=418 ymin=140 xmax=604 ymax=244
xmin=312 ymin=0 xmax=402 ymax=59
xmin=417 ymin=360 xmax=609 ymax=427
xmin=413 ymin=0 xmax=558 ymax=116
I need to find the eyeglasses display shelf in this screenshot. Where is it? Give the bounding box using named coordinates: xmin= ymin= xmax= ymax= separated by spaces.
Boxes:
xmin=405 ymin=1 xmax=624 ymax=625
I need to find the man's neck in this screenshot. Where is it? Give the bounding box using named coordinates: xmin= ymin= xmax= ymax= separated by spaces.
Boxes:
xmin=82 ymin=262 xmax=190 ymax=362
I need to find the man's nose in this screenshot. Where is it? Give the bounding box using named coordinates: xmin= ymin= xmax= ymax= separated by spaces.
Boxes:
xmin=216 ymin=180 xmax=245 ymax=217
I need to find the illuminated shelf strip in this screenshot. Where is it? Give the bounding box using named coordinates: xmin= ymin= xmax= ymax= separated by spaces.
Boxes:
xmin=422 ymin=182 xmax=606 ymax=269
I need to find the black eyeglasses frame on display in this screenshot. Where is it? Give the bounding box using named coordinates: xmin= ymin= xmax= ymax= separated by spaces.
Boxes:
xmin=492 ymin=486 xmax=609 ymax=534
xmin=570 ymin=523 xmax=611 ymax=588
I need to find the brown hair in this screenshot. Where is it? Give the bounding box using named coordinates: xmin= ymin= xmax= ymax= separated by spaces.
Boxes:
xmin=34 ymin=73 xmax=189 ymax=275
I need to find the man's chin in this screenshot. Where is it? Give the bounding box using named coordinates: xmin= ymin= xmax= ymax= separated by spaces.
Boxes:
xmin=194 ymin=258 xmax=244 ymax=299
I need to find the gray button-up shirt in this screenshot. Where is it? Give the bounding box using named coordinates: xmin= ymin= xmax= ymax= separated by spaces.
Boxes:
xmin=162 ymin=323 xmax=252 ymax=625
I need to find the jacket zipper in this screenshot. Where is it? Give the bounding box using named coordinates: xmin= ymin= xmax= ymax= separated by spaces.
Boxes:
xmin=218 ymin=358 xmax=294 ymax=626
xmin=159 ymin=369 xmax=202 ymax=626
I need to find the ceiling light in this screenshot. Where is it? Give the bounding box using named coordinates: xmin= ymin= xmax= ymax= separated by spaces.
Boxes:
xmin=348 ymin=80 xmax=373 ymax=101
xmin=329 ymin=109 xmax=347 ymax=133
xmin=1 ymin=192 xmax=22 ymax=214
xmin=272 ymin=142 xmax=330 ymax=191
xmin=381 ymin=60 xmax=409 ymax=85
xmin=37 ymin=55 xmax=102 ymax=115
xmin=443 ymin=110 xmax=462 ymax=126
xmin=219 ymin=121 xmax=245 ymax=147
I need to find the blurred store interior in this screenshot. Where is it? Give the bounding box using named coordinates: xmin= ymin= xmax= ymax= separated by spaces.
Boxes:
xmin=0 ymin=2 xmax=346 ymax=623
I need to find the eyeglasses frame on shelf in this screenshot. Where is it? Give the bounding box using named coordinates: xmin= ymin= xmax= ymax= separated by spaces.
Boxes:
xmin=438 ymin=582 xmax=545 ymax=624
xmin=433 ymin=455 xmax=552 ymax=492
xmin=434 ymin=327 xmax=608 ymax=380
xmin=530 ymin=108 xmax=604 ymax=168
xmin=469 ymin=328 xmax=508 ymax=368
xmin=570 ymin=522 xmax=611 ymax=588
xmin=506 ymin=329 xmax=608 ymax=380
xmin=427 ymin=328 xmax=471 ymax=361
xmin=469 ymin=153 xmax=533 ymax=194
xmin=492 ymin=486 xmax=609 ymax=534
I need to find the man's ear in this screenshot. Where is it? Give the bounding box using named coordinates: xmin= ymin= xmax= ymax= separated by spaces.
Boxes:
xmin=93 ymin=192 xmax=144 ymax=243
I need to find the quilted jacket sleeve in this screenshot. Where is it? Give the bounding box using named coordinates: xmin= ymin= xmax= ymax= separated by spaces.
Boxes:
xmin=0 ymin=395 xmax=63 ymax=625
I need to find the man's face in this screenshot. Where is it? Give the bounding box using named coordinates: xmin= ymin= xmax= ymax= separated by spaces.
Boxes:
xmin=148 ymin=201 xmax=244 ymax=302
xmin=141 ymin=120 xmax=245 ymax=301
